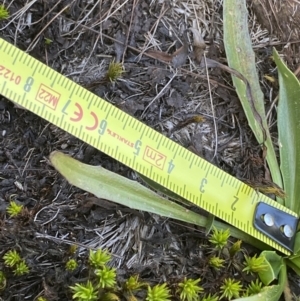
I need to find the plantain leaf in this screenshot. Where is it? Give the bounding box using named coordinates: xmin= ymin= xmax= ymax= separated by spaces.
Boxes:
xmin=223 ymin=0 xmax=282 ymax=192
xmin=273 ymin=49 xmax=300 ymax=214
xmin=49 ymin=151 xmax=206 ymax=226
xmin=258 ymin=251 xmax=283 ymax=285
xmin=49 ymin=151 xmax=268 ymax=249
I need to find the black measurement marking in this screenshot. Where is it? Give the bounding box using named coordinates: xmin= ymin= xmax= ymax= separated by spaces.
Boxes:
xmin=189 ymin=155 xmax=195 ymax=169
xmin=37 ymin=62 xmax=44 ymax=75
xmin=17 ymin=52 xmax=25 ymax=66
xmin=231 ymin=196 xmax=239 ymax=211
xmin=45 ymin=67 xmax=51 ymax=78
xmin=105 ymin=105 xmax=113 ymax=119
xmin=10 ymin=47 xmax=17 ymax=59
xmin=51 ymin=73 xmax=58 ymax=87
xmin=49 ymin=70 xmax=55 ymax=81
xmin=3 ymin=41 xmax=9 ymax=53
xmin=122 ymin=114 xmax=129 ymax=129
xmin=12 ymin=50 xmax=20 ymax=65
xmin=78 ymin=87 xmax=85 ymax=98
xmin=205 ymin=164 xmax=211 ymax=178
xmin=74 ymin=83 xmax=81 ymax=96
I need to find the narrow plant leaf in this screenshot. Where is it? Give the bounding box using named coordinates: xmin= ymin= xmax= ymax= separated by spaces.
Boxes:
xmin=223 ymin=0 xmax=282 ymax=191
xmin=49 ymin=151 xmax=268 ymax=249
xmin=50 ymin=151 xmax=205 ymax=226
xmin=287 ymin=233 xmax=300 ymax=275
xmin=273 ymin=48 xmax=300 ymax=213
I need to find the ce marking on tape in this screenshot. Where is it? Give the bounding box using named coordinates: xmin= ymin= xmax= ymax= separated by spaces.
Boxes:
xmin=254 ymin=202 xmax=299 ymax=252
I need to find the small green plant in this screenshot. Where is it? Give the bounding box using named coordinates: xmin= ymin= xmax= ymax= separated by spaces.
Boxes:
xmin=200 ymin=294 xmax=219 ymax=301
xmin=3 ymin=250 xmax=29 ymax=276
xmin=44 ymin=38 xmax=53 ymax=45
xmin=229 ymin=240 xmax=242 ymax=257
xmin=0 ymin=271 xmax=6 ymax=291
xmin=208 ymin=256 xmax=225 ymax=270
xmin=101 ymin=292 xmax=119 ymax=301
xmin=3 ymin=250 xmax=22 ymax=267
xmin=0 ymin=4 xmax=9 ymax=20
xmin=243 ymin=254 xmax=268 ymax=274
xmin=13 ymin=260 xmax=29 ymax=276
xmin=123 ymin=275 xmax=146 ymax=292
xmin=70 ymin=280 xmax=98 ymax=301
xmin=89 ymin=249 xmax=111 ymax=268
xmin=36 ymin=297 xmax=48 ymax=301
xmin=95 ymin=266 xmax=116 ymax=289
xmin=219 ymin=278 xmax=242 ymax=300
xmin=209 ymin=227 xmax=230 ymax=250
xmin=146 ymin=283 xmax=171 ymax=301
xmin=177 ymin=278 xmax=203 ymax=301
xmin=245 ymin=279 xmax=263 ymax=296
xmin=106 ymin=60 xmax=124 ymax=82
xmin=66 ymin=259 xmax=78 ymax=271
xmin=6 ymin=201 xmax=23 ymax=217
xmin=68 ymin=245 xmax=78 ymax=255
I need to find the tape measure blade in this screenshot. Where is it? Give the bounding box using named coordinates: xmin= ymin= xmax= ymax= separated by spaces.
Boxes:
xmin=0 ymin=38 xmax=295 ymax=255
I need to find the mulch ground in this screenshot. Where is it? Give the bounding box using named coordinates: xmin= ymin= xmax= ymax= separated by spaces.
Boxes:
xmin=1 ymin=0 xmax=300 ymax=300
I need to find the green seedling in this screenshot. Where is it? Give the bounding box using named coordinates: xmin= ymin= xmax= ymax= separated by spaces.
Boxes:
xmin=245 ymin=279 xmax=263 ymax=296
xmin=229 ymin=240 xmax=242 ymax=257
xmin=3 ymin=250 xmax=22 ymax=267
xmin=44 ymin=38 xmax=53 ymax=45
xmin=219 ymin=278 xmax=242 ymax=300
xmin=101 ymin=292 xmax=119 ymax=301
xmin=0 ymin=271 xmax=6 ymax=291
xmin=66 ymin=259 xmax=78 ymax=271
xmin=68 ymin=245 xmax=78 ymax=255
xmin=95 ymin=265 xmax=116 ymax=289
xmin=0 ymin=4 xmax=9 ymax=20
xmin=208 ymin=256 xmax=225 ymax=270
xmin=106 ymin=60 xmax=124 ymax=82
xmin=200 ymin=294 xmax=219 ymax=301
xmin=70 ymin=280 xmax=98 ymax=301
xmin=6 ymin=201 xmax=23 ymax=217
xmin=177 ymin=278 xmax=203 ymax=301
xmin=209 ymin=227 xmax=230 ymax=250
xmin=146 ymin=283 xmax=171 ymax=301
xmin=89 ymin=249 xmax=111 ymax=268
xmin=13 ymin=260 xmax=29 ymax=276
xmin=243 ymin=254 xmax=268 ymax=274
xmin=123 ymin=275 xmax=146 ymax=292
xmin=36 ymin=297 xmax=48 ymax=301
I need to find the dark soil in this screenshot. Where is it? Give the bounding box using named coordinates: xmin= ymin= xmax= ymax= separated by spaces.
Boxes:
xmin=0 ymin=0 xmax=300 ymax=300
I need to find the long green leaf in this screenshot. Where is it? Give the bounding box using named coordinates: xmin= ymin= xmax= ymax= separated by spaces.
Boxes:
xmin=49 ymin=151 xmax=268 ymax=249
xmin=223 ymin=0 xmax=282 ymax=191
xmin=273 ymin=49 xmax=300 ymax=213
xmin=287 ymin=233 xmax=300 ymax=275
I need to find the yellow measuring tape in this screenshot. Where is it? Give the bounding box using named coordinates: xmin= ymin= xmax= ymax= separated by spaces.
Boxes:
xmin=0 ymin=38 xmax=298 ymax=255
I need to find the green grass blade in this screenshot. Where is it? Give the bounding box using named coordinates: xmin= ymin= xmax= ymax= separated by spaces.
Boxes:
xmin=273 ymin=49 xmax=300 ymax=213
xmin=223 ymin=0 xmax=282 ymax=191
